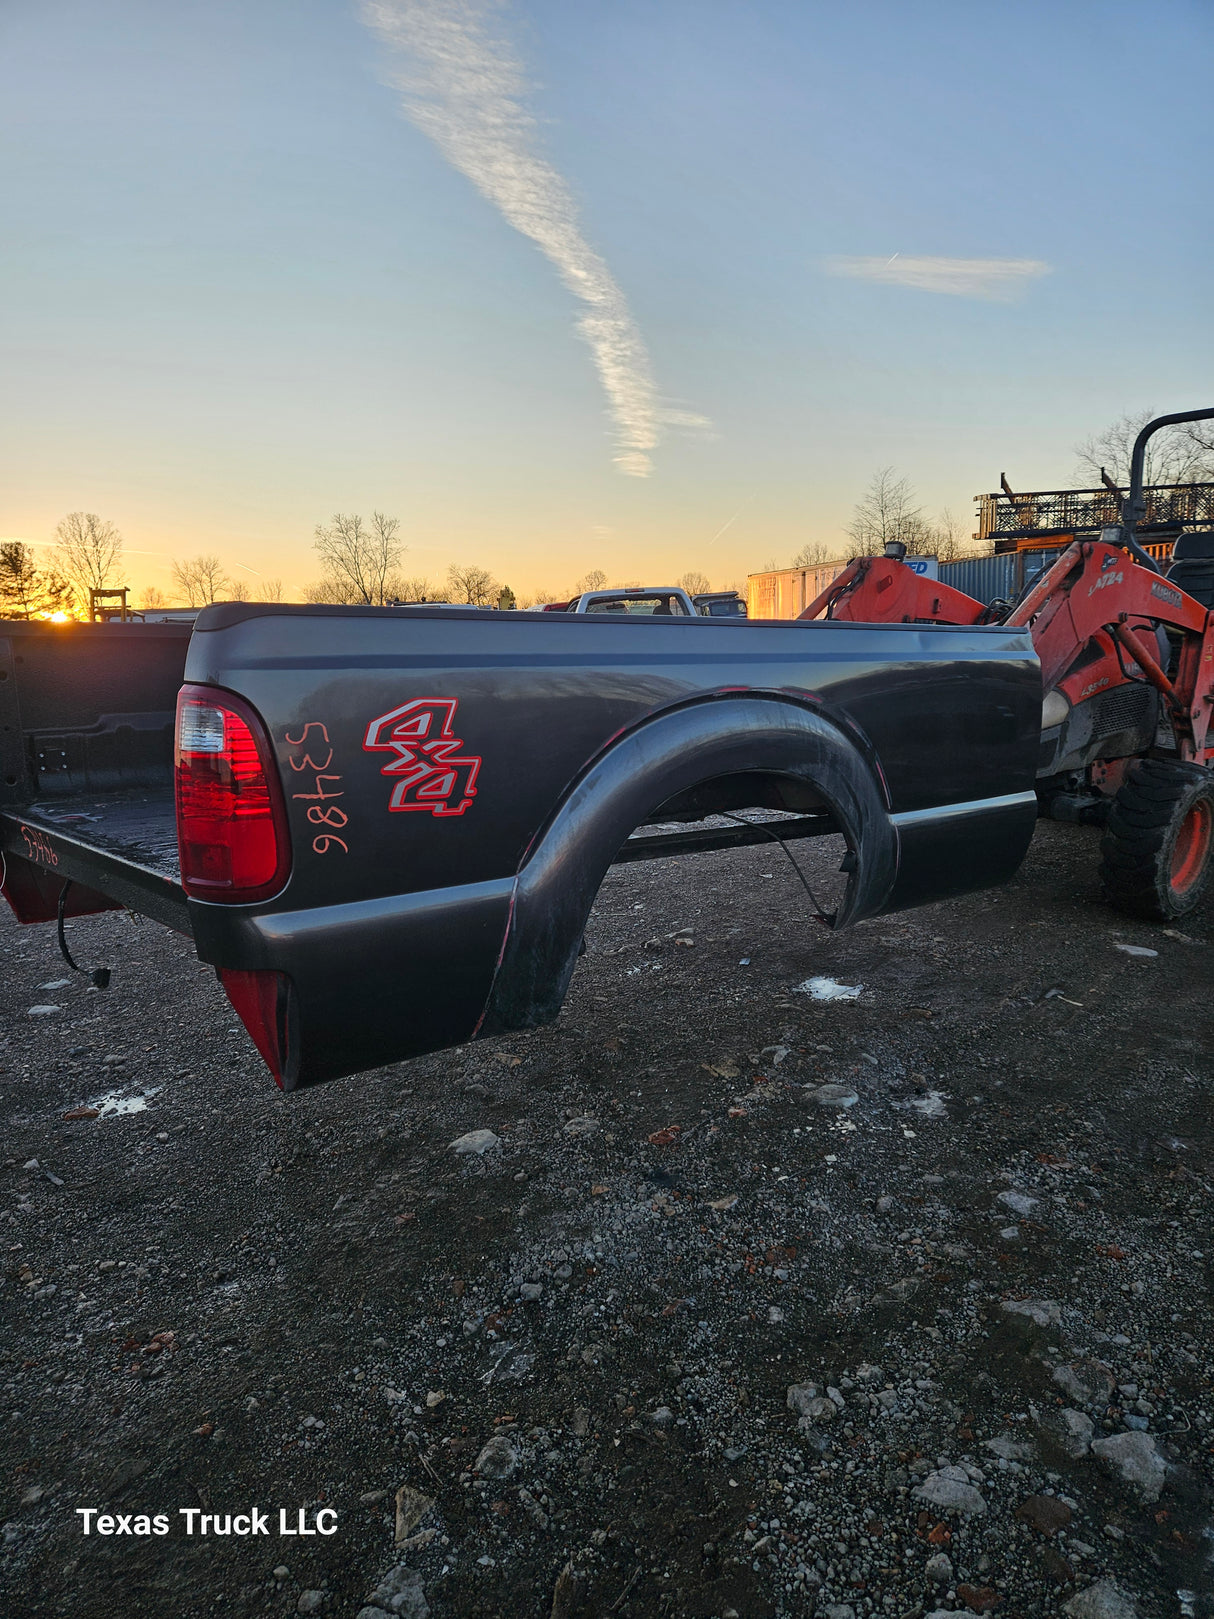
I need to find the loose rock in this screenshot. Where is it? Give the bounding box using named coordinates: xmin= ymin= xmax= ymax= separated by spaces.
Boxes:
xmin=912 ymin=1466 xmax=986 ymax=1516
xmin=924 ymin=1551 xmax=953 ymax=1584
xmin=1053 ymin=1360 xmax=1115 ymax=1408
xmin=983 ymin=1435 xmax=1033 ymax=1461
xmin=365 ymin=1564 xmax=430 ymax=1619
xmin=450 ymin=1129 xmax=500 ymax=1156
xmin=394 ymin=1483 xmax=435 ymax=1544
xmin=807 ymin=1084 xmax=859 ymax=1110
xmin=474 ymin=1434 xmax=519 ymax=1479
xmin=1090 ymin=1431 xmax=1167 ymax=1501
xmin=1000 ymin=1297 xmax=1062 ymax=1328
xmin=562 ymin=1116 xmax=599 ymax=1138
xmin=786 ymin=1382 xmax=819 ymax=1415
xmin=1059 ymin=1407 xmax=1095 ymax=1456
xmin=1015 ymin=1493 xmax=1072 ymax=1535
xmin=996 ymin=1188 xmax=1038 ymax=1215
xmin=957 ymin=1586 xmax=1002 ymax=1615
xmin=1063 ymin=1579 xmax=1139 ymax=1619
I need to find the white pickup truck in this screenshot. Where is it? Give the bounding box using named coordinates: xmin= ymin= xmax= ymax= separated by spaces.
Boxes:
xmin=565 ymin=587 xmax=698 ymax=615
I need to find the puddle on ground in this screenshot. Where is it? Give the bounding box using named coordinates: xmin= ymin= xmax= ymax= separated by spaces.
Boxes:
xmin=909 ymin=1089 xmax=950 ymax=1118
xmin=793 ymin=976 xmax=862 ymax=1001
xmin=91 ymin=1086 xmax=162 ymax=1118
xmin=893 ymin=1089 xmax=950 ymax=1119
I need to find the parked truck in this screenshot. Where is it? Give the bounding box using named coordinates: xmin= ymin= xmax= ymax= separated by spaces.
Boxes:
xmin=0 ymin=608 xmax=1041 ymax=1090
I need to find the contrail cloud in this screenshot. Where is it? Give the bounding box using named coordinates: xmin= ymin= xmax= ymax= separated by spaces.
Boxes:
xmin=824 ymin=255 xmax=1051 ymax=302
xmin=361 ymin=0 xmax=705 ymax=476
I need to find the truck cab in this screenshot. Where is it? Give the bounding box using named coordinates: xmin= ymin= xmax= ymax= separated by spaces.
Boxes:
xmin=693 ymin=592 xmax=747 ymax=618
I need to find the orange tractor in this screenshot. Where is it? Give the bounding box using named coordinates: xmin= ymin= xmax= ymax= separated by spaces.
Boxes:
xmin=803 ymin=408 xmax=1214 ymax=921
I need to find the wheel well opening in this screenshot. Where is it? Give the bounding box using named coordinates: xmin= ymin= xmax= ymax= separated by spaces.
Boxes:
xmin=607 ymin=767 xmax=854 ymax=922
xmin=642 ymin=769 xmax=841 ymax=827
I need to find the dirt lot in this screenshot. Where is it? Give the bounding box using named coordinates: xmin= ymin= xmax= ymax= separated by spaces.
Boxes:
xmin=1 ymin=822 xmax=1212 ymax=1619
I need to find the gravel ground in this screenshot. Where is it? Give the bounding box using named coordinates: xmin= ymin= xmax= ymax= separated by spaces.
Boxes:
xmin=1 ymin=821 xmax=1212 ymax=1619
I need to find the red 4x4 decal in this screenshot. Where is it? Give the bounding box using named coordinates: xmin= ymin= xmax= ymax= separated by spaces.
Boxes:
xmin=363 ymin=698 xmax=481 ymax=817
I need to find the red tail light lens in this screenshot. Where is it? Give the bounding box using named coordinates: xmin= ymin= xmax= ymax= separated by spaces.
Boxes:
xmin=175 ymin=685 xmax=290 ymax=901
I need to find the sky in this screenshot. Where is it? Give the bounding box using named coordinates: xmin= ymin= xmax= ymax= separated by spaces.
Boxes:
xmin=1 ymin=0 xmax=1211 ymax=602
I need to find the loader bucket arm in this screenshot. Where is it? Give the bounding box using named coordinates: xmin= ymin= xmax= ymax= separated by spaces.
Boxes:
xmin=1008 ymin=536 xmax=1209 ymax=688
xmin=799 ymin=555 xmax=986 ymax=625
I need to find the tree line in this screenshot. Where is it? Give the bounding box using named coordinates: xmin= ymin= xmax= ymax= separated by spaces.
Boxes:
xmin=5 ymin=411 xmax=1210 ymax=618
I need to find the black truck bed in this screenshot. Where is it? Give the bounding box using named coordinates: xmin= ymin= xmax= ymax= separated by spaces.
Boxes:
xmin=2 ymin=606 xmax=1042 ymax=1088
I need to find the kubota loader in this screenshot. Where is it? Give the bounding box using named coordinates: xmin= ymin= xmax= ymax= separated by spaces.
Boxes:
xmin=802 ymin=408 xmax=1214 ymax=921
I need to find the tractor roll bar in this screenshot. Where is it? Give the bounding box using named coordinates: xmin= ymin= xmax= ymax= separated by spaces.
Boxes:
xmin=1121 ymin=407 xmax=1214 ymax=572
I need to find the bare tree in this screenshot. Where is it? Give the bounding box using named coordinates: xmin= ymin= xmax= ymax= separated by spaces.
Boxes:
xmin=1184 ymin=417 xmax=1214 ymax=463
xmin=791 ymin=542 xmax=831 ymax=568
xmin=0 ymin=543 xmax=74 ymax=620
xmin=1074 ymin=410 xmax=1214 ymax=488
xmin=396 ymin=576 xmax=447 ymax=602
xmin=847 ymin=469 xmax=936 ymax=556
xmin=577 ymin=568 xmax=607 ymax=592
xmin=929 ymin=508 xmax=970 ymax=563
xmin=312 ymin=511 xmax=403 ymax=605
xmin=171 ymin=554 xmax=231 ymax=605
xmin=679 ymin=570 xmax=711 ymax=595
xmin=518 ymin=587 xmax=554 ymax=608
xmin=54 ymin=512 xmax=125 ymax=611
xmin=447 ymin=563 xmax=498 ymax=606
xmin=228 ymin=580 xmax=251 ymax=602
xmin=302 ymin=579 xmax=348 ymax=605
xmin=256 ymin=578 xmax=284 ymax=603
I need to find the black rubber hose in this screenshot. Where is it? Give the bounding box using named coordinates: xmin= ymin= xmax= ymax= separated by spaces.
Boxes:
xmin=56 ymin=881 xmax=111 ymax=989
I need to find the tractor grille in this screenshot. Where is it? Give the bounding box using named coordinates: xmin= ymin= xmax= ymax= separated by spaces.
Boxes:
xmin=1090 ymin=682 xmax=1156 ymax=740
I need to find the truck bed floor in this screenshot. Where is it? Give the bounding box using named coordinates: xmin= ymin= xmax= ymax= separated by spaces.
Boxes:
xmin=0 ymin=789 xmax=187 ymax=932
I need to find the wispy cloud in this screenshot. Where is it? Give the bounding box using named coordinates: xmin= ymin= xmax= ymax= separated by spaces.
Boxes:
xmin=824 ymin=254 xmax=1051 ymax=302
xmin=361 ymin=0 xmax=706 ymax=476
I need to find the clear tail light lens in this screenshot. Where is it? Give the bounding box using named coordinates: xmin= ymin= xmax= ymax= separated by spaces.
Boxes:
xmin=175 ymin=685 xmax=290 ymax=901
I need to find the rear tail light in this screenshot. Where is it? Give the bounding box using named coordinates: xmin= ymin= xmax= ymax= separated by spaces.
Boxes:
xmin=219 ymin=967 xmax=293 ymax=1088
xmin=175 ymin=684 xmax=290 ymax=902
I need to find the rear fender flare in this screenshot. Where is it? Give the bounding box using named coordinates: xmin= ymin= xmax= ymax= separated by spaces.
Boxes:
xmin=479 ymin=696 xmax=896 ymax=1035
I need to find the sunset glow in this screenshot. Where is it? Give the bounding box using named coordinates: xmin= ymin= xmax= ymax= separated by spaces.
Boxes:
xmin=1 ymin=2 xmax=1209 ymax=601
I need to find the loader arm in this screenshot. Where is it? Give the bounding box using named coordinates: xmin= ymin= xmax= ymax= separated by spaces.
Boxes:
xmin=1006 ymin=536 xmax=1214 ymax=757
xmin=799 ymin=555 xmax=987 ymax=625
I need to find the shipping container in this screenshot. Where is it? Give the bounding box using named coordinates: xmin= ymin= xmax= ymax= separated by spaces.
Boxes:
xmin=746 ymin=561 xmax=850 ymax=619
xmin=942 ymin=538 xmax=1173 ymax=607
xmin=940 ymin=545 xmax=1122 ymax=606
xmin=938 ymin=552 xmax=1021 ymax=605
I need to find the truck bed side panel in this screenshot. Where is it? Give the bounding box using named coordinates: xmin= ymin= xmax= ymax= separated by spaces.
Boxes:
xmin=181 ymin=607 xmax=1040 ymax=1086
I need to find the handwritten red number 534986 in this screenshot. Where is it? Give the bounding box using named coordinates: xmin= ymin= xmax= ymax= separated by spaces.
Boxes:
xmin=284 ymin=722 xmax=349 ymax=854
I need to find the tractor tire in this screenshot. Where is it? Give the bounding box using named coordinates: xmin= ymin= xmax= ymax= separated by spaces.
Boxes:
xmin=1099 ymin=759 xmax=1214 ymax=920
